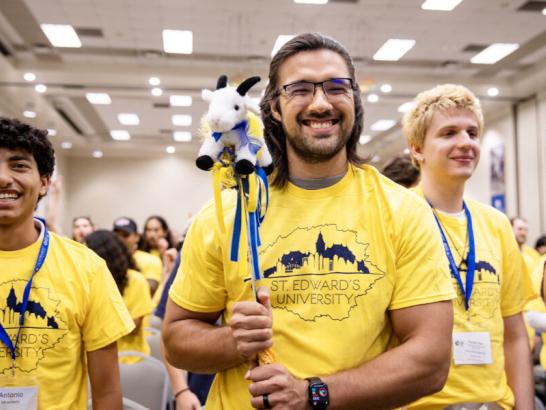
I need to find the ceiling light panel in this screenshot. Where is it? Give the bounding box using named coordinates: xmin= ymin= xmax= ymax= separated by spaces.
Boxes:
xmin=271 ymin=35 xmax=294 ymax=57
xmin=421 ymin=0 xmax=463 ymax=11
xmin=172 ymin=115 xmax=192 ymax=126
xmin=173 ymin=131 xmax=192 ymax=142
xmin=371 ymin=119 xmax=396 ymax=131
xmin=40 ymin=24 xmax=82 ymax=48
xmin=110 ymin=130 xmax=131 ymax=141
xmin=170 ymin=95 xmax=192 ymax=107
xmin=373 ymin=39 xmax=416 ymax=61
xmin=163 ymin=30 xmax=193 ymax=54
xmin=118 ymin=113 xmax=140 ymax=126
xmin=470 ymin=43 xmax=519 ymax=64
xmin=86 ymin=93 xmax=112 ymax=105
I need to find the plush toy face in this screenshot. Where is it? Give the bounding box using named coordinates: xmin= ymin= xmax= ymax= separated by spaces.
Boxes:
xmin=202 ymin=87 xmax=249 ymax=133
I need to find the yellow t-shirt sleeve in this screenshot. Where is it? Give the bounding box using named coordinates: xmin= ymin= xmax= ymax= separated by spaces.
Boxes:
xmin=124 ymin=271 xmax=153 ymax=320
xmin=169 ymin=205 xmax=227 ymax=313
xmin=389 ymin=195 xmax=456 ymax=310
xmin=498 ymin=215 xmax=536 ymax=316
xmin=83 ymin=256 xmax=135 ymax=351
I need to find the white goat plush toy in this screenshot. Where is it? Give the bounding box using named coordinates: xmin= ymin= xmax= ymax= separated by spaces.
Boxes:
xmin=196 ymin=75 xmax=274 ymax=175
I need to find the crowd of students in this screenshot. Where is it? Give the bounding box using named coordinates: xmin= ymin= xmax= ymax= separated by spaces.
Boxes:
xmin=2 ymin=32 xmax=546 ymax=410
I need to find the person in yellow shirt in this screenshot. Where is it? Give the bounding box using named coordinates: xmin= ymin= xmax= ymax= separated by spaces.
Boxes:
xmin=139 ymin=215 xmax=176 ymax=261
xmin=0 ymin=117 xmax=134 ymax=409
xmin=113 ymin=216 xmax=162 ymax=295
xmin=162 ymin=33 xmax=456 ymax=410
xmin=85 ymin=230 xmax=153 ymax=365
xmin=402 ymin=84 xmax=535 ymax=409
xmin=511 ymin=216 xmax=541 ymax=273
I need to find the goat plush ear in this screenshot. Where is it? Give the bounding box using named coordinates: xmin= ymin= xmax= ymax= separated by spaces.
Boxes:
xmin=245 ymin=96 xmax=261 ymax=114
xmin=202 ymin=89 xmax=214 ymax=102
xmin=237 ymin=76 xmax=261 ymax=96
xmin=216 ymin=75 xmax=228 ymax=90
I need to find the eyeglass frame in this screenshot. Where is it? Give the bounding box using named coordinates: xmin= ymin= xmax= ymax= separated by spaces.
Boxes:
xmin=276 ymin=77 xmax=355 ymax=100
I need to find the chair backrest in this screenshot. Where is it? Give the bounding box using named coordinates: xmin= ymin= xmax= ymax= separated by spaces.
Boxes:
xmin=145 ymin=327 xmax=162 ymax=362
xmin=118 ymin=351 xmax=170 ymax=410
xmin=148 ymin=314 xmax=162 ymax=330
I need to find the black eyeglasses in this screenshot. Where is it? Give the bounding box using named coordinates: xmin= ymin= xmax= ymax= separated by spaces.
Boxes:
xmin=279 ymin=78 xmax=354 ymax=101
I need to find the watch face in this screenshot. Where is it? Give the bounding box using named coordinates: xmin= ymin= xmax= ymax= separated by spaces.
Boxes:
xmin=310 ymin=383 xmax=329 ymax=405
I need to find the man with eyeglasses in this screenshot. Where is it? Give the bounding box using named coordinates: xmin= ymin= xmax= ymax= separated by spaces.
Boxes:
xmin=163 ymin=33 xmax=455 ymax=410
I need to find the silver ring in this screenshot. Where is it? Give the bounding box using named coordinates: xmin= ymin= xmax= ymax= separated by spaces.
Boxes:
xmin=263 ymin=393 xmax=272 ymax=409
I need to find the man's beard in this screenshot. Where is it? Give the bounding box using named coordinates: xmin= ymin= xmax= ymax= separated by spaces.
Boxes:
xmin=284 ymin=112 xmax=353 ymax=164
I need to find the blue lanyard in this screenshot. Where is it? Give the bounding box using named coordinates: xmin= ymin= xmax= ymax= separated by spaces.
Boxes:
xmin=0 ymin=218 xmax=50 ymax=362
xmin=430 ymin=202 xmax=476 ymax=311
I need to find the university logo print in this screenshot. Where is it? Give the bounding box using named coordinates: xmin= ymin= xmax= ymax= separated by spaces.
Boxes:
xmin=259 ymin=224 xmax=385 ymax=322
xmin=0 ymin=279 xmax=68 ymax=374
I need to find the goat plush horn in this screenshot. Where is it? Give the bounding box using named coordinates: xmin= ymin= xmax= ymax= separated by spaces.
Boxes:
xmin=216 ymin=75 xmax=228 ymax=90
xmin=236 ymin=76 xmax=261 ymax=96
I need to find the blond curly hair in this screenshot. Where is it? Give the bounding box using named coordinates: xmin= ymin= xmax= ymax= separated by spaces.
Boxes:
xmin=402 ymin=84 xmax=483 ymax=168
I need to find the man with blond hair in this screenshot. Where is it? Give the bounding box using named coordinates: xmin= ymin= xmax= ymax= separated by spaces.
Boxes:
xmin=402 ymin=84 xmax=535 ymax=409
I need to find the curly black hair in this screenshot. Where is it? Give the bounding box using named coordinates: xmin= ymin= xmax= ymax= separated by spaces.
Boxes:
xmin=0 ymin=117 xmax=55 ymax=177
xmin=85 ymin=230 xmax=131 ymax=295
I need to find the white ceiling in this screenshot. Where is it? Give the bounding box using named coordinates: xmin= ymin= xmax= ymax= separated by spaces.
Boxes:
xmin=0 ymin=0 xmax=545 ymax=166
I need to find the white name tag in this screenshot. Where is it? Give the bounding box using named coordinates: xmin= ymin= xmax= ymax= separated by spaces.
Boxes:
xmin=0 ymin=386 xmax=38 ymax=410
xmin=453 ymin=332 xmax=492 ymax=365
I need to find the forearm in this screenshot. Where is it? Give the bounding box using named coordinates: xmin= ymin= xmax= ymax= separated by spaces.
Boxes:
xmin=504 ymin=315 xmax=534 ymax=410
xmin=91 ymin=391 xmax=122 ymax=410
xmin=323 ymin=335 xmax=449 ymax=410
xmin=164 ymin=319 xmax=245 ymax=373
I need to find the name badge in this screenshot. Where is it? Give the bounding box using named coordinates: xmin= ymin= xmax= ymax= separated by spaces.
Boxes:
xmin=0 ymin=386 xmax=38 ymax=410
xmin=453 ymin=332 xmax=492 ymax=365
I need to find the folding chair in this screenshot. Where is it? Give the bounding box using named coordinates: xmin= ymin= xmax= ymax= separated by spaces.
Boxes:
xmin=145 ymin=327 xmax=162 ymax=362
xmin=118 ymin=351 xmax=170 ymax=410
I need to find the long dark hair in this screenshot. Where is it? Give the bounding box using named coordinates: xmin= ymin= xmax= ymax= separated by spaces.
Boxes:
xmin=86 ymin=230 xmax=130 ymax=295
xmin=138 ymin=215 xmax=175 ymax=252
xmin=260 ymin=32 xmax=366 ymax=188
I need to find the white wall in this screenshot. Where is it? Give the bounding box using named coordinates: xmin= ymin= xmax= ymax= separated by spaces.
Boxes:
xmin=63 ymin=155 xmax=212 ymax=235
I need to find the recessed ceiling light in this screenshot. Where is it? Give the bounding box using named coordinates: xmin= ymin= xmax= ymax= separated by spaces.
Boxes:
xmin=86 ymin=93 xmax=112 ymax=105
xmin=149 ymin=77 xmax=161 ymax=86
xmin=162 ymin=29 xmax=193 ymax=54
xmin=470 ymin=43 xmax=519 ymax=64
xmin=359 ymin=135 xmax=372 ymax=145
xmin=151 ymin=87 xmax=163 ymax=97
xmin=371 ymin=119 xmax=396 ymax=131
xmin=35 ymin=84 xmax=47 ymax=93
xmin=172 ymin=114 xmax=192 ymax=126
xmin=294 ymin=0 xmax=328 ymax=3
xmin=23 ymin=110 xmax=36 ymax=118
xmin=40 ymin=24 xmax=82 ymax=48
xmin=403 ymin=148 xmax=410 ymax=155
xmin=367 ymin=94 xmax=379 ymax=103
xmin=373 ymin=39 xmax=416 ymax=61
xmin=421 ymin=0 xmax=463 ymax=11
xmin=487 ymin=87 xmax=499 ymax=97
xmin=118 ymin=113 xmax=140 ymax=126
xmin=398 ymin=101 xmax=415 ymax=113
xmin=166 ymin=145 xmax=176 ymax=154
xmin=371 ymin=155 xmax=380 ymax=163
xmin=271 ymin=35 xmax=294 ymax=57
xmin=110 ymin=130 xmax=131 ymax=141
xmin=47 ymin=129 xmax=57 ymax=136
xmin=380 ymin=84 xmax=392 ymax=93
xmin=170 ymin=95 xmax=192 ymax=107
xmin=23 ymin=72 xmax=36 ymax=82
xmin=92 ymin=150 xmax=103 ymax=158
xmin=543 ymin=7 xmax=546 ymax=15
xmin=173 ymin=131 xmax=192 ymax=142
xmin=61 ymin=141 xmax=72 ymax=149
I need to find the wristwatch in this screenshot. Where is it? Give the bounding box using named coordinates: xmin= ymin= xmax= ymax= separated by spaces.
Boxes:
xmin=306 ymin=377 xmax=329 ymax=409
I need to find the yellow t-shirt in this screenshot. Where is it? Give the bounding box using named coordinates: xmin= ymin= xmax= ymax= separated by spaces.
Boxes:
xmin=133 ymin=249 xmax=162 ymax=285
xmin=409 ymin=191 xmax=536 ymax=410
xmin=118 ymin=269 xmax=153 ymax=364
xmin=0 ymin=231 xmax=134 ymax=409
xmin=523 ymin=245 xmax=541 ymax=269
xmin=169 ymin=165 xmax=455 ymax=410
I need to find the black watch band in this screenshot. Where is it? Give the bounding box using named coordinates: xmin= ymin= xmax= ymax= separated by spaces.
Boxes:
xmin=306 ymin=377 xmax=329 ymax=409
